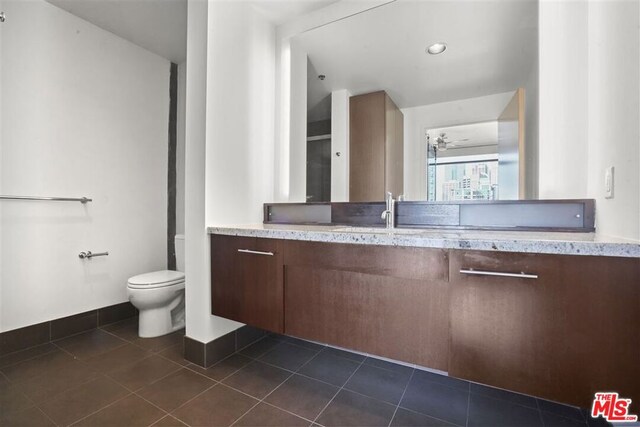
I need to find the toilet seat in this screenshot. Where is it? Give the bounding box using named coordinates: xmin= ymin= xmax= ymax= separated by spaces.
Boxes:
xmin=127 ymin=270 xmax=185 ymax=289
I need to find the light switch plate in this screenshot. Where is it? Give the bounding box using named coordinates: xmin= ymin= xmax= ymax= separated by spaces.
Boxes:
xmin=604 ymin=166 xmax=614 ymax=199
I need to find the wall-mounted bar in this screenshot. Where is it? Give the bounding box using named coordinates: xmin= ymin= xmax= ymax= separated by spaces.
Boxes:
xmin=78 ymin=251 xmax=109 ymax=259
xmin=0 ymin=195 xmax=92 ymax=203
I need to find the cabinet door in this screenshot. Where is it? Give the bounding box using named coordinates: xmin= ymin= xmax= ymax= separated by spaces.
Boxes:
xmin=211 ymin=235 xmax=284 ymax=333
xmin=449 ymin=250 xmax=640 ymax=407
xmin=284 ymin=241 xmax=449 ymax=371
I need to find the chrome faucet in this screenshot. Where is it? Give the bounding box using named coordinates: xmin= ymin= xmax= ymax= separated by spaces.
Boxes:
xmin=381 ymin=192 xmax=396 ymax=229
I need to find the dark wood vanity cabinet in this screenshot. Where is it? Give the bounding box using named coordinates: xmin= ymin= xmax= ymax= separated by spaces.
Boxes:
xmin=449 ymin=250 xmax=640 ymax=407
xmin=283 ymin=241 xmax=450 ymax=371
xmin=210 ymin=235 xmax=284 ymax=333
xmin=210 ymin=234 xmax=639 ymax=408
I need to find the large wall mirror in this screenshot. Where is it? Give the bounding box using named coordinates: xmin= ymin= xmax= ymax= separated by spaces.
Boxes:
xmin=293 ymin=0 xmax=538 ymax=202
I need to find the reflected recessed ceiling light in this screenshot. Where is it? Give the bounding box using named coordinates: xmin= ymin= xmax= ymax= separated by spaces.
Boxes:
xmin=426 ymin=42 xmax=447 ymax=55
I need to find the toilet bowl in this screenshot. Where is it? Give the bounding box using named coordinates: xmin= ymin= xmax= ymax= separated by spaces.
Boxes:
xmin=127 ymin=235 xmax=186 ymax=338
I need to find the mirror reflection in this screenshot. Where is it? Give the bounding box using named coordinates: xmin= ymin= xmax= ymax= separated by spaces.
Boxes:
xmin=298 ymin=0 xmax=538 ymax=202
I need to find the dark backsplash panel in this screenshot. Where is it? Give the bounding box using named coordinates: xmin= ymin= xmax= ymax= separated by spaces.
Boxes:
xmin=264 ymin=199 xmax=596 ymax=232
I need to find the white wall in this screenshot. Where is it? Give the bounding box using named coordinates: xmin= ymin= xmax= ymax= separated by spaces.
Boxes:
xmin=537 ymin=0 xmax=639 ymax=241
xmin=0 ymin=0 xmax=169 ymax=332
xmin=538 ymin=0 xmax=589 ymax=199
xmin=586 ymin=0 xmax=639 ymax=241
xmin=402 ymin=92 xmax=514 ymax=200
xmin=331 ymin=89 xmax=350 ymax=202
xmin=185 ymin=0 xmax=276 ymax=344
xmin=176 ymin=61 xmax=186 ymax=235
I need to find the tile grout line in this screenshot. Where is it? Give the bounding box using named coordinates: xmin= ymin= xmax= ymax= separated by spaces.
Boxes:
xmin=387 ymin=368 xmax=416 ymax=427
xmin=67 ymin=392 xmax=136 ymax=427
xmin=228 ymin=344 xmax=324 ymax=427
xmin=311 ymin=352 xmax=368 ymax=426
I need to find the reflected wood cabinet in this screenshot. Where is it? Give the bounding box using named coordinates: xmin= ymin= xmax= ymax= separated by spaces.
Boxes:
xmin=210 ymin=235 xmax=639 ymax=407
xmin=349 ymin=91 xmax=404 ymax=202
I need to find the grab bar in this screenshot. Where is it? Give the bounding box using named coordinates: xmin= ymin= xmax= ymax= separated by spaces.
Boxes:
xmin=0 ymin=195 xmax=92 ymax=203
xmin=79 ymin=251 xmax=109 ymax=259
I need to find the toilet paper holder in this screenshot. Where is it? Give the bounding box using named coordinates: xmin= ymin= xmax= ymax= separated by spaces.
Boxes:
xmin=79 ymin=251 xmax=109 ymax=259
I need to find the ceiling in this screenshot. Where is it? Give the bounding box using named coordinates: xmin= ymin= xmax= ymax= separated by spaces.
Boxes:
xmin=296 ymin=0 xmax=538 ymax=109
xmin=45 ymin=0 xmax=339 ymax=64
xmin=47 ymin=0 xmax=188 ymax=63
xmin=251 ymin=0 xmax=340 ymax=26
xmin=427 ymin=121 xmax=498 ymax=151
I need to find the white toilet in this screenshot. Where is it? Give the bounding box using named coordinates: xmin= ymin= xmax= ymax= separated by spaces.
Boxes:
xmin=127 ymin=235 xmax=186 ymax=338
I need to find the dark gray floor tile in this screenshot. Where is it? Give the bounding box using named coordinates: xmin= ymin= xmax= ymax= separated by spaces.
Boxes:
xmin=0 ymin=406 xmax=55 ymax=427
xmin=239 ymin=337 xmax=282 ymax=359
xmin=72 ymin=394 xmax=165 ymax=427
xmin=235 ymin=402 xmax=309 ymax=426
xmin=468 ymin=393 xmax=543 ymax=427
xmin=470 ymin=382 xmax=538 ymax=409
xmin=0 ymin=349 xmax=75 ymax=382
xmin=391 ymin=408 xmax=456 ymax=426
xmin=411 ymin=369 xmax=470 ymax=392
xmin=54 ymin=329 xmax=127 ymax=360
xmin=38 ymin=376 xmax=129 ymax=426
xmin=265 ymin=374 xmax=338 ymax=420
xmin=137 ymin=367 xmax=214 ymax=412
xmin=344 ymin=363 xmax=412 ymax=405
xmin=538 ymin=399 xmax=585 ymax=422
xmin=364 ymin=357 xmax=414 ymax=376
xmin=84 ymin=343 xmax=151 ymax=374
xmin=316 ymin=389 xmax=396 ymax=427
xmin=108 ymin=355 xmax=182 ymax=391
xmin=13 ymin=360 xmax=100 ymax=404
xmin=259 ymin=342 xmax=318 ymax=371
xmin=172 ymin=384 xmax=258 ymax=427
xmin=276 ymin=335 xmax=326 ymax=352
xmin=0 ymin=343 xmax=58 ymax=369
xmin=400 ymin=374 xmax=469 ymax=426
xmin=159 ymin=344 xmax=188 ymax=366
xmin=151 ymin=415 xmax=188 ymax=427
xmin=186 ymin=353 xmax=252 ymax=381
xmin=541 ymin=412 xmax=589 ymax=427
xmin=134 ymin=329 xmax=185 ymax=353
xmin=298 ymin=351 xmax=361 ymax=387
xmin=322 ymin=347 xmax=366 ymax=363
xmin=222 ymin=361 xmax=291 ymax=399
xmin=0 ymin=383 xmax=35 ymax=420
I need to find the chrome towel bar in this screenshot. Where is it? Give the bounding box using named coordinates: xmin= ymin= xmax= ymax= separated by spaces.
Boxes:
xmin=460 ymin=269 xmax=538 ymax=279
xmin=79 ymin=251 xmax=109 ymax=259
xmin=0 ymin=195 xmax=92 ymax=203
xmin=237 ymin=249 xmax=274 ymax=256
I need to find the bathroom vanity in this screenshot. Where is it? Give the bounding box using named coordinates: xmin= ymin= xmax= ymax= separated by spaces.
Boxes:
xmin=208 ymin=225 xmax=639 ymax=408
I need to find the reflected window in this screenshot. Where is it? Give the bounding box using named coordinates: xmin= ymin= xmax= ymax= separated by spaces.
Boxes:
xmin=427 ymin=154 xmax=498 ymax=201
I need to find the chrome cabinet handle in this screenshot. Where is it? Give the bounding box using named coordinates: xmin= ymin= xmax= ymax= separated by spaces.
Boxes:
xmin=237 ymin=249 xmax=274 ymax=256
xmin=79 ymin=251 xmax=109 ymax=259
xmin=460 ymin=268 xmax=538 ymax=279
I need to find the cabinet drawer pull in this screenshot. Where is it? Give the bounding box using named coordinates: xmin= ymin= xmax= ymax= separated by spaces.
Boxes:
xmin=238 ymin=249 xmax=274 ymax=256
xmin=460 ymin=269 xmax=538 ymax=279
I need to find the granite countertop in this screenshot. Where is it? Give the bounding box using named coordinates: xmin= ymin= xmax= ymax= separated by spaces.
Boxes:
xmin=207 ymin=224 xmax=640 ymax=258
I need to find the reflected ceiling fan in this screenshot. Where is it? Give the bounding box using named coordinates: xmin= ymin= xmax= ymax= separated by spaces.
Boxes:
xmin=428 ymin=132 xmax=469 ymax=151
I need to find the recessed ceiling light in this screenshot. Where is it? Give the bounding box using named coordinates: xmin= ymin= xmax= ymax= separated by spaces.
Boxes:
xmin=426 ymin=42 xmax=447 ymax=55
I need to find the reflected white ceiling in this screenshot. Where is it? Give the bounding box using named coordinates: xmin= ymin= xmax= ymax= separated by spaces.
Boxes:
xmin=45 ymin=0 xmax=339 ymax=64
xmin=296 ymin=0 xmax=538 ymax=108
xmin=46 ymin=0 xmax=188 ymax=63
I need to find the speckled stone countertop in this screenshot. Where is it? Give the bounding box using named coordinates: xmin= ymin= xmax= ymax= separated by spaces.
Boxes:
xmin=207 ymin=224 xmax=640 ymax=258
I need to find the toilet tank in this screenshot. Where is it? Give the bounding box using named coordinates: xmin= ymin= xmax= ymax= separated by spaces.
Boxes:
xmin=175 ymin=234 xmax=185 ymax=272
